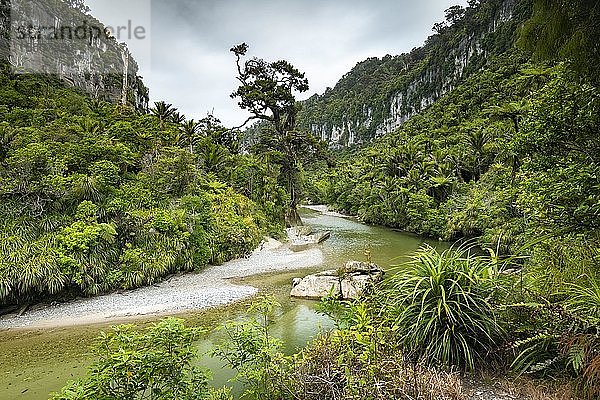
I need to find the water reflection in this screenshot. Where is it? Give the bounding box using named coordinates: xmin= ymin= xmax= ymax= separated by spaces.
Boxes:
xmin=301 ymin=207 xmax=446 ymax=269
xmin=198 ymin=300 xmax=334 ymax=393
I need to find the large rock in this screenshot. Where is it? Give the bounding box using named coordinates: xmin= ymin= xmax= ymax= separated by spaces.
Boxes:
xmin=287 ymin=227 xmax=331 ymax=252
xmin=286 ymin=226 xmax=314 ymax=239
xmin=290 ymin=261 xmax=384 ymax=300
xmin=290 ymin=271 xmax=341 ymax=299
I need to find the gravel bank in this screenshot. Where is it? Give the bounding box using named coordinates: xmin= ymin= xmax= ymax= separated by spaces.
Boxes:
xmin=302 ymin=205 xmax=349 ymax=218
xmin=0 ymin=238 xmax=324 ymax=330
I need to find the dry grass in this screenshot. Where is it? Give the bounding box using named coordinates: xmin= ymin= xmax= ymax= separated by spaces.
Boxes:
xmin=285 ymin=331 xmax=587 ymax=400
xmin=501 ymin=377 xmax=576 ymax=400
xmin=287 ymin=332 xmax=465 ymax=400
xmin=466 ymin=373 xmax=578 ymax=400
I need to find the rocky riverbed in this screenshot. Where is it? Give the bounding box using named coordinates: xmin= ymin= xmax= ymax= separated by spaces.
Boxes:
xmin=0 ymin=238 xmax=324 ymax=330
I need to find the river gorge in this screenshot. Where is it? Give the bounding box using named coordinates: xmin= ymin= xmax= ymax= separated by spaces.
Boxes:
xmin=0 ymin=207 xmax=446 ymax=399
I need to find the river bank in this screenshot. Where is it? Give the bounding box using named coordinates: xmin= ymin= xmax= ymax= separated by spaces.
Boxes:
xmin=301 ymin=204 xmax=349 ymax=218
xmin=0 ymin=237 xmax=324 ymax=330
xmin=0 ymin=204 xmax=422 ymax=331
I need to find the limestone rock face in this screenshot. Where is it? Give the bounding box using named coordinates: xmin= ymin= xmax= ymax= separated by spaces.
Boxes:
xmin=299 ymin=0 xmax=519 ymax=148
xmin=291 ymin=261 xmax=384 ymax=300
xmin=1 ymin=0 xmax=149 ymax=111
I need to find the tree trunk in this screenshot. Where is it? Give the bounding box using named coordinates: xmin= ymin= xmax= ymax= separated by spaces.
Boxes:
xmin=284 ymin=162 xmax=303 ymax=227
xmin=285 ymin=205 xmax=302 ymax=227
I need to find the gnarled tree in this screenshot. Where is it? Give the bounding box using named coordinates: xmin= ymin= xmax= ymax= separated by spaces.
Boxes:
xmin=230 ymin=43 xmax=324 ymax=226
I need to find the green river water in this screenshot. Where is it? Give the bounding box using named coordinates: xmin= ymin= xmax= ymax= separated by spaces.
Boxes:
xmin=0 ymin=208 xmax=447 ymax=399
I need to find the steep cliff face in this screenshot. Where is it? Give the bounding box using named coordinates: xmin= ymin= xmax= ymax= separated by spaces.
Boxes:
xmin=0 ymin=0 xmax=148 ymax=111
xmin=299 ymin=0 xmax=530 ymax=148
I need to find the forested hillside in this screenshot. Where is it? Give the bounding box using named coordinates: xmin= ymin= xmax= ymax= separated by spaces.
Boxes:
xmin=306 ymin=51 xmax=599 ymax=245
xmin=298 ymin=0 xmax=531 ymax=146
xmin=303 ymin=0 xmax=599 ymax=261
xmin=0 ymin=62 xmax=288 ymax=306
xmin=295 ymin=0 xmax=600 ymax=394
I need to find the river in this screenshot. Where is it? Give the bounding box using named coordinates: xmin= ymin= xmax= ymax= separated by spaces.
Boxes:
xmin=0 ymin=207 xmax=446 ymax=399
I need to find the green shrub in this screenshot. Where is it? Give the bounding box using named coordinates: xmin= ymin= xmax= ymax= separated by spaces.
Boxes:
xmin=212 ymin=296 xmax=290 ymax=400
xmin=208 ymin=188 xmax=265 ymax=264
xmin=385 ymin=244 xmax=504 ymax=370
xmin=523 ymin=234 xmax=600 ymax=297
xmin=58 ymin=221 xmax=116 ymax=253
xmin=51 ymin=318 xmax=209 ymax=400
xmin=507 ymin=300 xmax=600 ymax=398
xmin=505 ymin=235 xmax=600 ymax=397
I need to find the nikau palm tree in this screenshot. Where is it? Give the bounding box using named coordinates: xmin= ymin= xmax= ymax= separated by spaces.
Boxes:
xmin=150 ymin=101 xmax=177 ymax=128
xmin=178 ymin=120 xmax=200 ymax=153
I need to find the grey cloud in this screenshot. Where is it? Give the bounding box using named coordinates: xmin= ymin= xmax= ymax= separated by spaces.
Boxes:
xmin=87 ymin=0 xmax=468 ymax=126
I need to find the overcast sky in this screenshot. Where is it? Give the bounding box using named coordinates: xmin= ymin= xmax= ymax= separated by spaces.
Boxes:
xmin=86 ymin=0 xmax=468 ymax=126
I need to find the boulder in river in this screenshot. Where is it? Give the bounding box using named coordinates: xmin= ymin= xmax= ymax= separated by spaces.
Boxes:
xmin=290 ymin=261 xmax=384 ymax=300
xmin=287 ymin=226 xmax=331 ymax=252
xmin=286 ymin=226 xmax=314 ymax=238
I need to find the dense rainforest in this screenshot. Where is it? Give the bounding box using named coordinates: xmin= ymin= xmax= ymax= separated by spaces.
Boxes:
xmin=0 ymin=62 xmax=289 ymax=305
xmin=293 ymin=0 xmax=600 ymax=397
xmin=300 ymin=0 xmax=599 ymax=280
xmin=1 ymin=0 xmax=599 ymax=399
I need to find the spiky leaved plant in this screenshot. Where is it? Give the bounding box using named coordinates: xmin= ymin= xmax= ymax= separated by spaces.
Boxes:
xmin=385 ymin=244 xmax=504 ymax=371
